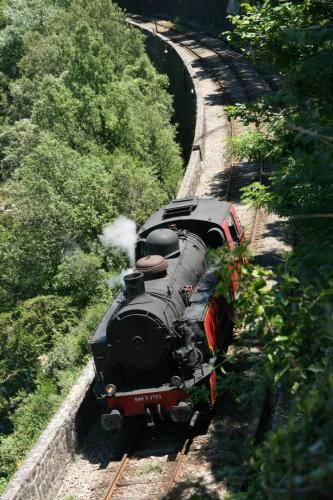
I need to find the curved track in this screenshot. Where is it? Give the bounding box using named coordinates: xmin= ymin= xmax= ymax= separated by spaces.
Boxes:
xmin=57 ymin=18 xmax=291 ymax=500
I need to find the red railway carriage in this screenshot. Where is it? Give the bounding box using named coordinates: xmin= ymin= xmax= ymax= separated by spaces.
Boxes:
xmin=90 ymin=197 xmax=244 ymax=430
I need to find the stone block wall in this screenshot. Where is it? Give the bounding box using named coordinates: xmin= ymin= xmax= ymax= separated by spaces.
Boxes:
xmin=142 ymin=28 xmax=196 ymax=162
xmin=131 ymin=21 xmax=206 ymax=194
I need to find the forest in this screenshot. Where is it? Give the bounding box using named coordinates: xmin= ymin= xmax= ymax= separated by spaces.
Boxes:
xmin=217 ymin=0 xmax=333 ymax=497
xmin=0 ymin=0 xmax=182 ymax=492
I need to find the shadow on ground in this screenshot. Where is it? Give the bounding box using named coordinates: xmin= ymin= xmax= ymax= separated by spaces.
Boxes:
xmin=164 ymin=346 xmax=269 ymax=498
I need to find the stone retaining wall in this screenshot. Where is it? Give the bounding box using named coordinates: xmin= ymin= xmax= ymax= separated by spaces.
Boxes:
xmin=131 ymin=19 xmax=206 ymax=197
xmin=1 ymin=21 xmax=206 ymax=500
xmin=138 ymin=23 xmax=197 ymax=162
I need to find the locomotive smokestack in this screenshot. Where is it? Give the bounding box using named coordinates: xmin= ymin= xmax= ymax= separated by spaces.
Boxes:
xmin=123 ymin=272 xmax=145 ymax=299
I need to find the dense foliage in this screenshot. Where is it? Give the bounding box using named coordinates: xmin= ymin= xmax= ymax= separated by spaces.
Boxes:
xmin=218 ymin=1 xmax=333 ymax=497
xmin=216 ymin=245 xmax=333 ymax=498
xmin=0 ymin=0 xmax=182 ymax=491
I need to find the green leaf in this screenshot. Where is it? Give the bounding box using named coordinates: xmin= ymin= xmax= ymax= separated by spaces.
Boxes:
xmin=274 ymin=336 xmax=289 ymax=342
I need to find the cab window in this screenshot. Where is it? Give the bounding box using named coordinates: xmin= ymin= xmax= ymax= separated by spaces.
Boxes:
xmin=227 ymin=213 xmax=239 ymax=244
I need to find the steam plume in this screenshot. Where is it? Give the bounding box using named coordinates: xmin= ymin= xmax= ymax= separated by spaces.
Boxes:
xmin=99 ymin=216 xmax=137 ymax=266
xmin=106 ymin=268 xmax=132 ymax=290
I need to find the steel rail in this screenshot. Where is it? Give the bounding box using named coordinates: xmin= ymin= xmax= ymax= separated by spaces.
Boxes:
xmin=162 ymin=438 xmax=190 ymax=498
xmin=128 ymin=14 xmax=255 ymax=101
xmin=249 ymin=158 xmax=264 ymax=250
xmin=104 ymin=452 xmax=130 ymax=500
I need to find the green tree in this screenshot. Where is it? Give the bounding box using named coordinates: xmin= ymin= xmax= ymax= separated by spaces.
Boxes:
xmin=0 ymin=0 xmax=57 ymax=78
xmin=0 ymin=119 xmax=39 ymax=179
xmin=0 ymin=295 xmax=76 ymax=424
xmin=108 ymin=153 xmax=169 ymax=224
xmin=0 ymin=134 xmax=116 ymax=304
xmin=54 ymin=250 xmax=107 ymax=307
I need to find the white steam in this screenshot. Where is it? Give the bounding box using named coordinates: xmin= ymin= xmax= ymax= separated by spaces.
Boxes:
xmin=100 ymin=216 xmax=137 ymax=290
xmin=99 ymin=216 xmax=137 ymax=266
xmin=106 ymin=268 xmax=132 ymax=290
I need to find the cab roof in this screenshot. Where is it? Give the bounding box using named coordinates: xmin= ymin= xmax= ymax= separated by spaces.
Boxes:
xmin=138 ymin=197 xmax=231 ymax=237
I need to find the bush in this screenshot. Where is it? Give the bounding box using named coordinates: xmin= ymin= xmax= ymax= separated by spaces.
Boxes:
xmin=0 ymin=300 xmax=107 ymax=493
xmin=0 ymin=295 xmax=77 ymax=426
xmin=41 ymin=301 xmax=108 ymax=388
xmin=0 ymin=380 xmax=62 ymax=493
xmin=214 ymin=239 xmax=333 ymax=496
xmin=254 ymin=369 xmax=333 ymax=498
xmin=54 ymin=250 xmax=107 ymax=307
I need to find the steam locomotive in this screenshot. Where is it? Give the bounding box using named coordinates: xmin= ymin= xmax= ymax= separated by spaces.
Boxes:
xmin=90 ymin=197 xmax=244 ymax=430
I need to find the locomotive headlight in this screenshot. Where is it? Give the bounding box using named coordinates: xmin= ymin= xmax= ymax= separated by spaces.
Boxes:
xmin=170 ymin=375 xmax=182 ymax=388
xmin=105 ymin=384 xmax=117 ymax=396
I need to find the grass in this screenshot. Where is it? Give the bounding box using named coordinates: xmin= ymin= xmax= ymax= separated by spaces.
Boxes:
xmin=139 ymin=462 xmax=163 ymax=475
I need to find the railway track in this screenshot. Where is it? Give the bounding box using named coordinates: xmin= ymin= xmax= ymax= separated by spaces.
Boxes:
xmin=127 ymin=14 xmax=267 ymax=100
xmin=103 ymin=436 xmax=190 ymax=499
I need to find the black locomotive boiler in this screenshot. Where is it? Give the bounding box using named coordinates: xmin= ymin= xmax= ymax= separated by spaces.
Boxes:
xmin=90 ymin=197 xmax=244 ymax=430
